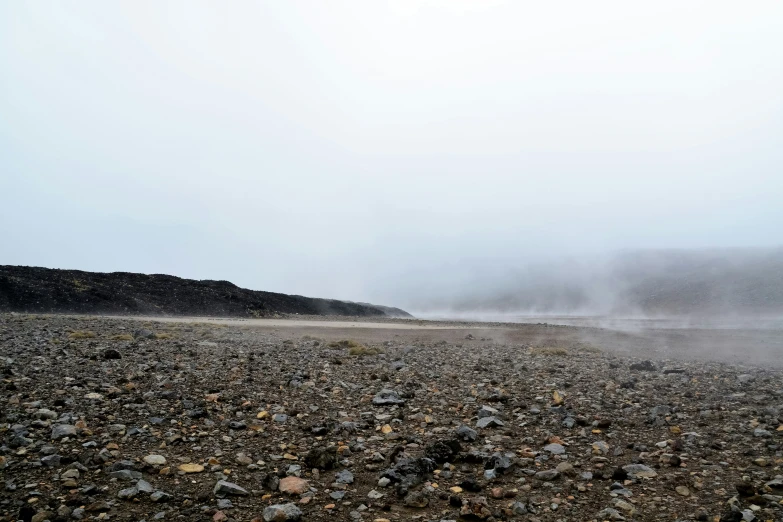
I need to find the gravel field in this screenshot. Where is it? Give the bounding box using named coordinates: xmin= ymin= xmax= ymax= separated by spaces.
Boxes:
xmin=1 ymin=313 xmax=782 ymax=522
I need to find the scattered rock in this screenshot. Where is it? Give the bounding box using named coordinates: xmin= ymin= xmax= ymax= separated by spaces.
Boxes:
xmin=279 ymin=476 xmax=309 ymax=495
xmin=143 ymin=454 xmax=167 ymax=466
xmin=262 ymin=503 xmax=302 ymax=521
xmin=372 ymin=389 xmax=405 ymax=406
xmin=214 ymin=480 xmax=249 ymax=496
xmin=629 ymin=360 xmax=657 ymax=372
xmin=51 ymin=424 xmax=77 ymax=440
xmin=476 ymin=416 xmax=504 ymax=428
xmin=622 ymin=464 xmax=658 ymax=479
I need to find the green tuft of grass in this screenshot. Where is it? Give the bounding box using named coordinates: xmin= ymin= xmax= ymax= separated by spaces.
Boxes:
xmin=154 ymin=332 xmax=175 ymax=340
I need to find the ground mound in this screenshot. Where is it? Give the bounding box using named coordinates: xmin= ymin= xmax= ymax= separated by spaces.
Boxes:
xmin=0 ymin=266 xmax=412 ymax=318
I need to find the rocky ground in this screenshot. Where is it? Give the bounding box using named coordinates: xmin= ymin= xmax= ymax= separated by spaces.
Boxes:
xmin=1 ymin=313 xmax=782 ymax=522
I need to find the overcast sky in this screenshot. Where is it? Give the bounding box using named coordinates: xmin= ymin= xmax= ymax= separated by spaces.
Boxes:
xmin=2 ymin=1 xmax=782 ymax=308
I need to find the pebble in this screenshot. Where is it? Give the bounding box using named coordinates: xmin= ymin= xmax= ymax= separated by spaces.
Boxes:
xmin=143 ymin=455 xmax=167 ymax=466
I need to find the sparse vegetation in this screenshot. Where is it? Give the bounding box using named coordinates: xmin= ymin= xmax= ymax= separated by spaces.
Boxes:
xmin=348 ymin=345 xmax=383 ymax=356
xmin=71 ymin=278 xmax=90 ymax=292
xmin=68 ymin=330 xmax=97 ymax=340
xmin=328 ymin=339 xmax=364 ymax=349
xmin=576 ymin=343 xmax=602 ymax=354
xmin=154 ymin=332 xmax=175 ymax=340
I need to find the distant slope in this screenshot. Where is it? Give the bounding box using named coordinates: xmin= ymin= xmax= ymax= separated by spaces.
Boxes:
xmin=0 ymin=266 xmax=413 ymax=318
xmin=415 ymin=247 xmax=783 ymax=317
xmin=614 ymin=248 xmax=783 ymax=315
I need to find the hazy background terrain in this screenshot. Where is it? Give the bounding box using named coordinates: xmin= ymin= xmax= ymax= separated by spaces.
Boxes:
xmin=2 ymin=1 xmax=782 ymax=318
xmin=408 ymin=247 xmax=783 ymax=320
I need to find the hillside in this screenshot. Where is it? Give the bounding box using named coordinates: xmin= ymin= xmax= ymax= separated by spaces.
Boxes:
xmin=416 ymin=248 xmax=783 ymax=317
xmin=0 ymin=266 xmax=412 ymax=318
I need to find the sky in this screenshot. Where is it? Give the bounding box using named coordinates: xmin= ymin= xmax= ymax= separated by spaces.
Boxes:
xmin=1 ymin=1 xmax=782 ymax=310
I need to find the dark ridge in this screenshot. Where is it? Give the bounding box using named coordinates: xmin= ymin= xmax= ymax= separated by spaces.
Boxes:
xmin=0 ymin=265 xmax=413 ymax=318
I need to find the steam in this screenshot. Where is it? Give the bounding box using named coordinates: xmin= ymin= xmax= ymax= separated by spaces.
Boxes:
xmin=405 ymin=247 xmax=783 ymax=325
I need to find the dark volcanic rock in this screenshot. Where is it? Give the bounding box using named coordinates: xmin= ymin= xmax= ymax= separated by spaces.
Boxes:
xmin=380 ymin=457 xmax=435 ymax=492
xmin=373 ymin=389 xmax=406 ymax=406
xmin=630 ymin=360 xmax=657 ymax=372
xmin=425 ymin=439 xmax=461 ymax=463
xmin=304 ymin=446 xmax=338 ymax=470
xmin=0 ymin=265 xmax=412 ymax=318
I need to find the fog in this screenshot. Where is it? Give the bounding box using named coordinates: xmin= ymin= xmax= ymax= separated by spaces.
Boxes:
xmin=408 ymin=247 xmax=783 ymax=323
xmin=2 ymin=2 xmax=783 ymax=315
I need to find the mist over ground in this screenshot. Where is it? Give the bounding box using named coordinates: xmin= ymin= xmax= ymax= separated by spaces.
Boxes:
xmin=401 ymin=247 xmax=783 ymax=323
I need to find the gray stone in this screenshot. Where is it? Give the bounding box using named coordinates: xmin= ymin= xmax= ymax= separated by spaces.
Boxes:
xmin=456 ymin=425 xmax=477 ymax=442
xmin=214 ymin=480 xmax=249 ymax=496
xmin=544 ymin=443 xmax=565 ymax=455
xmin=372 ymin=389 xmax=405 ymax=406
xmin=51 ymin=424 xmax=77 ymax=440
xmin=143 ymin=455 xmax=166 ymax=466
xmin=36 ymin=408 xmax=58 ymax=420
xmin=535 ymin=469 xmax=560 ymax=481
xmin=134 ymin=328 xmax=155 ymax=339
xmin=118 ymin=486 xmax=139 ymax=499
xmin=41 ymin=454 xmax=61 ymax=467
xmin=622 ymin=464 xmax=658 ymax=479
xmin=476 ymin=416 xmax=504 ymax=428
xmin=150 ymin=491 xmax=172 ymax=502
xmin=110 ymin=470 xmax=142 ymax=481
xmin=649 ymin=405 xmax=671 ymax=417
xmin=477 ymin=405 xmax=499 ymax=418
xmin=403 ymin=490 xmax=429 ymax=508
xmin=61 ymin=469 xmax=80 ymax=479
xmin=335 ymin=469 xmax=354 ymax=484
xmin=262 ymin=503 xmax=302 ymax=521
xmin=597 ymin=507 xmax=626 ymax=521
